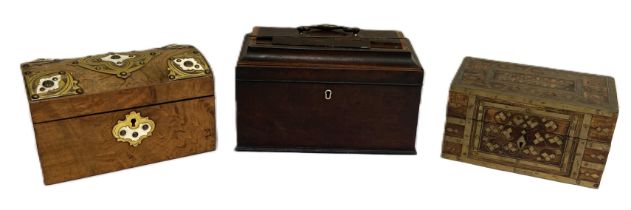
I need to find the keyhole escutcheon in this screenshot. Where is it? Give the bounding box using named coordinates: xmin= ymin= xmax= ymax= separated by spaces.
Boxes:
xmin=517 ymin=136 xmax=527 ymax=149
xmin=324 ymin=89 xmax=332 ymax=100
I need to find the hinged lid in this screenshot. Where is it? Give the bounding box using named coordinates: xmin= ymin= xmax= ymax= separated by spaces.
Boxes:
xmin=451 ymin=57 xmax=618 ymax=116
xmin=21 ymin=44 xmax=214 ymax=123
xmin=237 ymin=24 xmax=423 ymax=85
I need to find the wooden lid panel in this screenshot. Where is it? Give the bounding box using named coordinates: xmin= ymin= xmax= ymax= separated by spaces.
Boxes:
xmin=237 ymin=25 xmax=423 ymax=84
xmin=452 ymin=57 xmax=618 ymax=114
xmin=21 ymin=44 xmax=214 ymax=123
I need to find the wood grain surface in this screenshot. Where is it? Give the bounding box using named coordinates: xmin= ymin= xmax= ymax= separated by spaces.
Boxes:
xmin=35 ymin=96 xmax=216 ymax=185
xmin=29 ymin=76 xmax=213 ymax=123
xmin=237 ymin=82 xmax=421 ymax=153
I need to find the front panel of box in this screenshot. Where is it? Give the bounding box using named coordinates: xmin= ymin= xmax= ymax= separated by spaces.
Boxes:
xmin=469 ymin=94 xmax=581 ymax=176
xmin=236 ymin=81 xmax=420 ymax=154
xmin=443 ymin=90 xmax=613 ymax=188
xmin=35 ymin=96 xmax=216 ymax=185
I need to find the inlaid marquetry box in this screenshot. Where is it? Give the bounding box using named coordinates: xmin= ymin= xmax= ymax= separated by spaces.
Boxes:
xmin=441 ymin=57 xmax=618 ymax=188
xmin=21 ymin=44 xmax=216 ymax=185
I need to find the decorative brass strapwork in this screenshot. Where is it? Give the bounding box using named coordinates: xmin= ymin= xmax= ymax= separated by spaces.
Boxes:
xmin=167 ymin=51 xmax=210 ymax=80
xmin=72 ymin=51 xmax=158 ymax=79
xmin=24 ymin=71 xmax=83 ymax=100
xmin=112 ymin=111 xmax=155 ymax=147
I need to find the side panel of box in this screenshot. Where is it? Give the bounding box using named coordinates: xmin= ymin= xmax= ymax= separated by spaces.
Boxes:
xmin=441 ymin=91 xmax=470 ymax=159
xmin=577 ymin=114 xmax=616 ymax=188
xmin=236 ymin=81 xmax=421 ymax=154
xmin=34 ymin=96 xmax=216 ymax=185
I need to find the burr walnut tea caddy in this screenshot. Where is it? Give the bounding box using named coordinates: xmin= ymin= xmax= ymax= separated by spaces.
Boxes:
xmin=21 ymin=44 xmax=216 ymax=185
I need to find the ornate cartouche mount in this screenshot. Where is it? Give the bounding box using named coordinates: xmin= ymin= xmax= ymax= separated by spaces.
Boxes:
xmin=112 ymin=111 xmax=155 ymax=147
xmin=72 ymin=51 xmax=158 ymax=79
xmin=24 ymin=70 xmax=83 ymax=101
xmin=167 ymin=51 xmax=211 ymax=80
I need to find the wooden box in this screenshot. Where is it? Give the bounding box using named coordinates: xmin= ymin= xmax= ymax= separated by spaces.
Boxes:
xmin=441 ymin=57 xmax=618 ymax=188
xmin=236 ymin=24 xmax=424 ymax=154
xmin=21 ymin=44 xmax=216 ymax=185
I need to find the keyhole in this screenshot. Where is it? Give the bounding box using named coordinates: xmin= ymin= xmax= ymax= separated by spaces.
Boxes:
xmin=324 ymin=89 xmax=332 ymax=100
xmin=517 ymin=136 xmax=527 ymax=149
xmin=131 ymin=118 xmax=137 ymax=127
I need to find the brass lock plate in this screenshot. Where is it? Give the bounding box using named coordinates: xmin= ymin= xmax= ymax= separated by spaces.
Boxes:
xmin=112 ymin=111 xmax=155 ymax=147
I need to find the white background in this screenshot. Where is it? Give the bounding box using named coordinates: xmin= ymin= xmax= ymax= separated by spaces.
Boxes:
xmin=0 ymin=0 xmax=628 ymax=209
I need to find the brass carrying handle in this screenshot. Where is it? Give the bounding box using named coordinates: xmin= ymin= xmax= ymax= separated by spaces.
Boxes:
xmin=297 ymin=24 xmax=360 ymax=36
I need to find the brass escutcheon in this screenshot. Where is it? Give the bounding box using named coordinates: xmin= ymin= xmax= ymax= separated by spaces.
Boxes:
xmin=112 ymin=111 xmax=155 ymax=147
